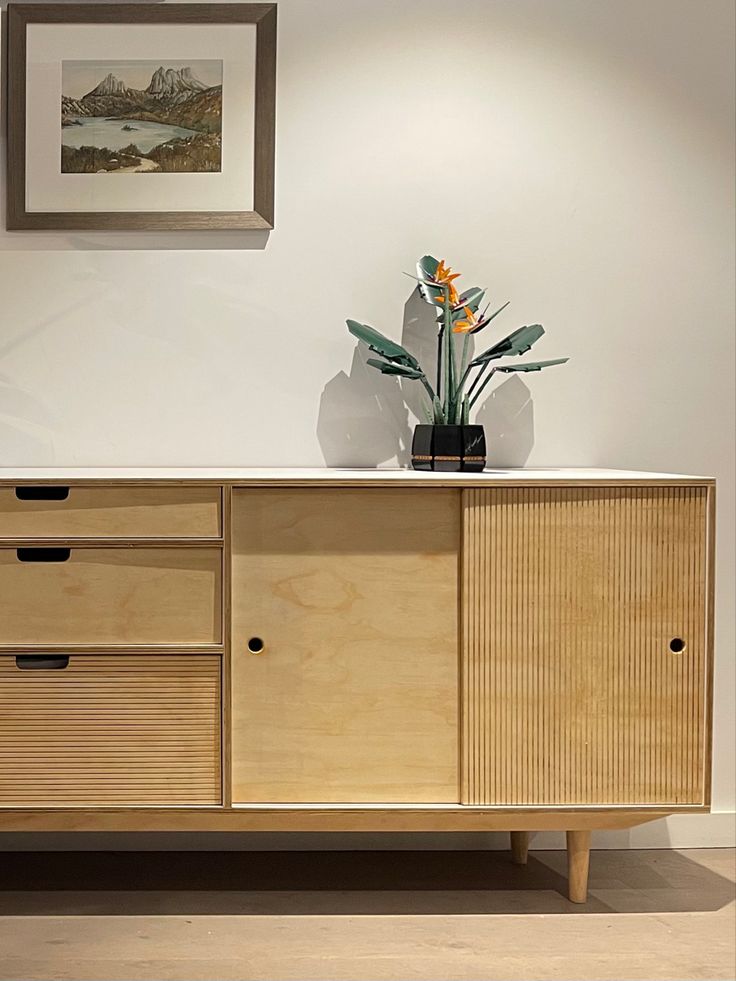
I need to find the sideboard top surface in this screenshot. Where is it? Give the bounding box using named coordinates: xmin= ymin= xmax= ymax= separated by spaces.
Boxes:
xmin=0 ymin=467 xmax=714 ymax=486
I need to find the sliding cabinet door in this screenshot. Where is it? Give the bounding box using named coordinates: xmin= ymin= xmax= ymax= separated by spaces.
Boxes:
xmin=232 ymin=489 xmax=459 ymax=803
xmin=462 ymin=486 xmax=710 ymax=806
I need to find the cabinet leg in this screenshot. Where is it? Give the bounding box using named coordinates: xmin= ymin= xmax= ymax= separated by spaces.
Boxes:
xmin=566 ymin=830 xmax=591 ymax=903
xmin=510 ymin=831 xmax=530 ymax=865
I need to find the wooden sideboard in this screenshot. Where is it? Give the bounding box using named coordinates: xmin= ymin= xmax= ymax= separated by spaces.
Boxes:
xmin=0 ymin=468 xmax=715 ymax=903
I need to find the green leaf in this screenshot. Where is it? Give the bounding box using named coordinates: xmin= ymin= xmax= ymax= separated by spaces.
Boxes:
xmin=366 ymin=357 xmax=424 ymax=379
xmin=468 ymin=300 xmax=511 ymax=335
xmin=432 ymin=395 xmax=446 ymax=424
xmin=452 ymin=287 xmax=485 ymax=319
xmin=461 ymin=396 xmax=470 ymax=425
xmin=496 ymin=357 xmax=569 ymax=373
xmin=416 ymin=255 xmax=439 ymax=280
xmin=347 ymin=319 xmax=419 ymax=369
xmin=416 ymin=255 xmax=444 ymax=306
xmin=470 ymin=324 xmax=544 ymax=366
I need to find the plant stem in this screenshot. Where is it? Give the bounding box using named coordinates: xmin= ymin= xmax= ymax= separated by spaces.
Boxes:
xmin=419 ymin=374 xmax=437 ymax=405
xmin=436 ymin=326 xmax=443 ymax=404
xmin=461 ymin=396 xmax=469 ymax=425
xmin=469 ymin=366 xmax=498 ymax=409
xmin=466 ymin=358 xmax=493 ymax=402
xmin=455 ymin=362 xmax=474 ymax=402
xmin=459 ymin=333 xmax=471 ymax=382
xmin=444 ymin=288 xmax=456 ymax=422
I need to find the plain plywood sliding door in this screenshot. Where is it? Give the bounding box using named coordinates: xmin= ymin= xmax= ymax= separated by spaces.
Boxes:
xmin=462 ymin=486 xmax=710 ymax=807
xmin=231 ymin=489 xmax=460 ymax=804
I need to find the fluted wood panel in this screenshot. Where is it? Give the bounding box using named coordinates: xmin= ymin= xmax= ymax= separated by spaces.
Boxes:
xmin=0 ymin=655 xmax=221 ymax=805
xmin=462 ymin=487 xmax=708 ymax=806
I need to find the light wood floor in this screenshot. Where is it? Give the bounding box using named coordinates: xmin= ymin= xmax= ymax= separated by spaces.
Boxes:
xmin=0 ymin=848 xmax=733 ymax=980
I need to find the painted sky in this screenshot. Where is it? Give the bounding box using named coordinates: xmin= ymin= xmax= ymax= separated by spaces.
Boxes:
xmin=62 ymin=60 xmax=222 ymax=99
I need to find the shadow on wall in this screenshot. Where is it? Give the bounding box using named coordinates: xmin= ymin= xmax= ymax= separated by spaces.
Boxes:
xmin=317 ymin=288 xmax=535 ymax=468
xmin=0 ymin=376 xmax=55 ymax=464
xmin=476 ymin=375 xmax=535 ymax=468
xmin=316 ymin=343 xmax=413 ymax=468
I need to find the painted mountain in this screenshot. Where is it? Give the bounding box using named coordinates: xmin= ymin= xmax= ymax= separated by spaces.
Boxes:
xmin=61 ymin=61 xmax=222 ymax=174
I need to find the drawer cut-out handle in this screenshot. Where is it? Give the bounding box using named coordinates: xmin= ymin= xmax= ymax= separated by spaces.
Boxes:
xmin=15 ymin=486 xmax=70 ymax=501
xmin=15 ymin=655 xmax=70 ymax=671
xmin=247 ymin=637 xmax=266 ymax=655
xmin=16 ymin=548 xmax=71 ymax=563
xmin=669 ymin=637 xmax=687 ymax=654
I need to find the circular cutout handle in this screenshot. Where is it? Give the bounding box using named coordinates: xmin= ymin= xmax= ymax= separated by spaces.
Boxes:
xmin=247 ymin=637 xmax=266 ymax=655
xmin=669 ymin=637 xmax=687 ymax=654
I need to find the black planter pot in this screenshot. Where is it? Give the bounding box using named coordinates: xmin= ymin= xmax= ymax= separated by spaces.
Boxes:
xmin=411 ymin=424 xmax=486 ymax=472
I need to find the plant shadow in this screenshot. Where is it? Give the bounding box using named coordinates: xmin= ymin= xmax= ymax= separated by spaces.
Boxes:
xmin=316 ymin=287 xmax=536 ymax=469
xmin=399 ymin=287 xmax=439 ymax=424
xmin=475 ymin=374 xmax=535 ymax=466
xmin=316 ymin=342 xmax=412 ymax=468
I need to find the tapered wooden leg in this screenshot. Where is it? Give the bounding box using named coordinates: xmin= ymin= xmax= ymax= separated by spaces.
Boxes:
xmin=510 ymin=831 xmax=530 ymax=865
xmin=566 ymin=830 xmax=591 ymax=903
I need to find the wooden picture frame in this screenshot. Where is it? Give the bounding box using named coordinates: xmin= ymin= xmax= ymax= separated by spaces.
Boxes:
xmin=6 ymin=3 xmax=277 ymax=231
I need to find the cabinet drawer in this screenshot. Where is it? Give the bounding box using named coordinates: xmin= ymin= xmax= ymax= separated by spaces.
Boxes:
xmin=0 ymin=654 xmax=221 ymax=806
xmin=0 ymin=547 xmax=222 ymax=646
xmin=0 ymin=486 xmax=221 ymax=539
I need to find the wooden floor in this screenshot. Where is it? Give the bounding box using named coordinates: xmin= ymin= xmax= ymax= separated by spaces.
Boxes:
xmin=0 ymin=848 xmax=733 ymax=980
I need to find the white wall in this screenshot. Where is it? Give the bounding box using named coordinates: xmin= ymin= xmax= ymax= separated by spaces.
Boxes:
xmin=0 ymin=0 xmax=734 ymax=845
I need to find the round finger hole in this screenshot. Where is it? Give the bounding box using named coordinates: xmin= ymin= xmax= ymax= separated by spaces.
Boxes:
xmin=669 ymin=637 xmax=686 ymax=654
xmin=247 ymin=636 xmax=265 ymax=655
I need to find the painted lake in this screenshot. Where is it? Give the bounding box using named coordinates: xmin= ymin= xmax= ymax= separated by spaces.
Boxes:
xmin=61 ymin=117 xmax=200 ymax=154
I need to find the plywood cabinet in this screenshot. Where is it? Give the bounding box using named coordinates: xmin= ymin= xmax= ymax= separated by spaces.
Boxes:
xmin=0 ymin=468 xmax=716 ymax=903
xmin=0 ymin=654 xmax=221 ymax=806
xmin=230 ymin=489 xmax=459 ymax=803
xmin=0 ymin=546 xmax=222 ymax=646
xmin=461 ymin=486 xmax=709 ymax=807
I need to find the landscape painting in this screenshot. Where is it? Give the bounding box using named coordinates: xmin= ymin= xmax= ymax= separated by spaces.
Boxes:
xmin=61 ymin=60 xmax=223 ymax=174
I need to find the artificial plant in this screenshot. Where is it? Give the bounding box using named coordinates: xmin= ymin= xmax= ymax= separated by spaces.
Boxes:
xmin=347 ymin=255 xmax=568 ymax=425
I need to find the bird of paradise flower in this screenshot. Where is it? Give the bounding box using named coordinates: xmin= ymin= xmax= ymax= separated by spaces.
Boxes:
xmin=347 ymin=255 xmax=568 ymax=425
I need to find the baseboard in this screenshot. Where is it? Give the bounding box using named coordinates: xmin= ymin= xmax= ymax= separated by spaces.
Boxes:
xmin=0 ymin=811 xmax=733 ymax=850
xmin=535 ymin=811 xmax=736 ymax=849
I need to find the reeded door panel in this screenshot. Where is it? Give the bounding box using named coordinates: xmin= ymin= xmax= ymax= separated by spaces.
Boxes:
xmin=462 ymin=486 xmax=710 ymax=807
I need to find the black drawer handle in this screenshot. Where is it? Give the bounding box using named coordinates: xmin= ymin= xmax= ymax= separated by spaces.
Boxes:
xmin=15 ymin=655 xmax=70 ymax=670
xmin=15 ymin=486 xmax=70 ymax=501
xmin=16 ymin=548 xmax=71 ymax=563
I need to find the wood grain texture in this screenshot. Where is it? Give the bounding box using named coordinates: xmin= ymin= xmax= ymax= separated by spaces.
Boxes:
xmin=566 ymin=830 xmax=591 ymax=903
xmin=510 ymin=831 xmax=530 ymax=864
xmin=0 ymin=486 xmax=221 ymax=539
xmin=231 ymin=489 xmax=460 ymax=803
xmin=0 ymin=807 xmax=673 ymax=833
xmin=0 ymin=547 xmax=222 ymax=646
xmin=462 ymin=486 xmax=709 ymax=807
xmin=221 ymin=486 xmax=234 ymax=807
xmin=0 ymin=654 xmax=221 ymax=806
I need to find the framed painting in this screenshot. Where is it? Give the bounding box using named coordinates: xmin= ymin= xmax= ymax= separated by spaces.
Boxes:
xmin=6 ymin=3 xmax=276 ymax=231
